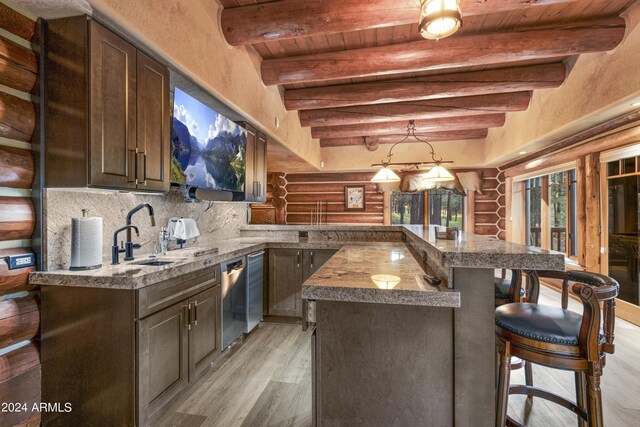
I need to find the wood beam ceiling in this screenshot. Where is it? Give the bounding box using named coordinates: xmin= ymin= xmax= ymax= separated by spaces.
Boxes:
xmin=285 ymin=63 xmax=567 ymax=111
xmin=221 ymin=0 xmax=580 ymax=46
xmin=299 ymin=92 xmax=531 ymax=127
xmin=261 ymin=17 xmax=625 ymax=86
xmin=219 ymin=1 xmax=634 ymax=156
xmin=311 ymin=114 xmax=506 ymax=139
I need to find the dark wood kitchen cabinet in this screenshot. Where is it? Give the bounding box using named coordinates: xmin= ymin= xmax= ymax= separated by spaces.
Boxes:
xmin=242 ymin=122 xmax=267 ymax=202
xmin=137 ymin=285 xmax=221 ymax=425
xmin=44 ymin=16 xmax=170 ymax=192
xmin=41 ymin=266 xmax=221 ymax=427
xmin=267 ymin=248 xmax=337 ymax=318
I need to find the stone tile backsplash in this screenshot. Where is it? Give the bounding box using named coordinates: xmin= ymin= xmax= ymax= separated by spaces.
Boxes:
xmin=43 ymin=188 xmax=248 ymax=270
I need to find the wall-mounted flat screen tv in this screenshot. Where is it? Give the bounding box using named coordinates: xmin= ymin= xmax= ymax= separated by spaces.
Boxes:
xmin=171 ymin=87 xmax=247 ymax=193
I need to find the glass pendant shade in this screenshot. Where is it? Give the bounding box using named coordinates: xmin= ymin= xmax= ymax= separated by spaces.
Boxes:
xmin=419 ymin=0 xmax=462 ymax=40
xmin=424 ymin=164 xmax=454 ymax=182
xmin=371 ymin=166 xmax=401 ymax=183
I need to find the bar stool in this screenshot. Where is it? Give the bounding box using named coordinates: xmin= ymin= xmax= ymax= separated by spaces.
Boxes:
xmin=495 ymin=270 xmax=619 ymax=427
xmin=495 ymin=270 xmax=536 ymax=386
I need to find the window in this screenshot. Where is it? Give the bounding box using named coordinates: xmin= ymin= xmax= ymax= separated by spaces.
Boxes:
xmin=428 ymin=189 xmax=463 ymax=229
xmin=525 ymin=170 xmax=577 ymax=257
xmin=526 ymin=177 xmax=542 ymax=247
xmin=390 ymin=192 xmax=424 ymax=225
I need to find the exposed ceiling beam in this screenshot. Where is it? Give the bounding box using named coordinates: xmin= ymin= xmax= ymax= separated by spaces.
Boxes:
xmin=261 ymin=17 xmax=624 ymax=86
xmin=285 ymin=63 xmax=566 ymax=111
xmin=311 ymin=114 xmax=506 ymax=139
xmin=320 ymin=129 xmax=490 ymax=148
xmin=299 ymin=92 xmax=531 ymax=127
xmin=221 ymin=0 xmax=580 ymax=46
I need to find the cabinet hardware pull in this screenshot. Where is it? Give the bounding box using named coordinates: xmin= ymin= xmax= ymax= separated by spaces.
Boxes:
xmin=194 ymin=300 xmax=198 ymax=326
xmin=297 ymin=251 xmax=300 ymax=268
xmin=128 ymin=149 xmax=136 ymax=182
xmin=310 ymin=251 xmax=314 ymax=269
xmin=187 ymin=302 xmax=192 ymax=330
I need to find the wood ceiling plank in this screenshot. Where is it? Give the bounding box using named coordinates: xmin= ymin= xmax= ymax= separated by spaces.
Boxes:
xmin=285 ymin=63 xmax=566 ymax=110
xmin=221 ymin=0 xmax=583 ymax=46
xmin=319 ymin=129 xmax=490 ymax=147
xmin=261 ymin=17 xmax=624 ymax=86
xmin=311 ymin=114 xmax=506 ymax=139
xmin=298 ymin=91 xmax=531 ymax=127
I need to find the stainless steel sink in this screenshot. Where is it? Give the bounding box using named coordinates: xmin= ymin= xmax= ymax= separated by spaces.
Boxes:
xmin=134 ymin=260 xmax=175 ymax=267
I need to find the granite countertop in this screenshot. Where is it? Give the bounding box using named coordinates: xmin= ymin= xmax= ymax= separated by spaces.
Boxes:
xmin=302 ymin=242 xmax=460 ymax=308
xmin=31 ymin=225 xmax=564 ymax=295
xmin=403 ymin=225 xmax=565 ymax=270
xmin=29 ymin=237 xmax=349 ymax=290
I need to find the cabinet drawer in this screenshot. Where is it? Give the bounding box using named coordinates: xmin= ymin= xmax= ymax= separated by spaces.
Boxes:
xmin=137 ymin=265 xmax=220 ymax=319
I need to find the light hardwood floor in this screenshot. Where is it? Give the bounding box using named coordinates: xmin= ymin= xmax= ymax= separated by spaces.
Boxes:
xmin=156 ymin=286 xmax=640 ymax=427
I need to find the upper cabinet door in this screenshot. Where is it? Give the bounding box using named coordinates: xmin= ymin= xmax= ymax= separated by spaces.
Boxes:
xmin=89 ymin=22 xmax=137 ymax=189
xmin=136 ymin=51 xmax=170 ymax=192
xmin=244 ymin=124 xmax=257 ymax=201
xmin=255 ymin=132 xmax=267 ymax=202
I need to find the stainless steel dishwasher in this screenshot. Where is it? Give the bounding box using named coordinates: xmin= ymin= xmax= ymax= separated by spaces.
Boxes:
xmin=246 ymin=251 xmax=264 ymax=333
xmin=221 ymin=256 xmax=246 ymax=350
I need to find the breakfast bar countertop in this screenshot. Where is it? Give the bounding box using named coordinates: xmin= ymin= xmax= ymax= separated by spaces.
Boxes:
xmin=301 ymin=242 xmax=460 ymax=308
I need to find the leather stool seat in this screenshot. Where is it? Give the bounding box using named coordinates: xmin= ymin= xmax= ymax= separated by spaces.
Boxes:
xmin=496 ymin=303 xmax=585 ymax=346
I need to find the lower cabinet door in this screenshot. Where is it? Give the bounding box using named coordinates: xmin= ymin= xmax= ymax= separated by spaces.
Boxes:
xmin=188 ymin=285 xmax=222 ymax=381
xmin=137 ymin=301 xmax=189 ymax=426
xmin=303 ymin=249 xmax=338 ymax=282
xmin=268 ymin=249 xmax=303 ymax=317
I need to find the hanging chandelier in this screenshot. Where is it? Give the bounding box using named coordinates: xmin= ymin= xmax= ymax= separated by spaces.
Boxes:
xmin=419 ymin=0 xmax=463 ymax=40
xmin=370 ymin=120 xmax=454 ymax=183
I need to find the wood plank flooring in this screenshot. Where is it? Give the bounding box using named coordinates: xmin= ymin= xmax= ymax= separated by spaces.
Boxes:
xmin=156 ymin=285 xmax=640 ymax=427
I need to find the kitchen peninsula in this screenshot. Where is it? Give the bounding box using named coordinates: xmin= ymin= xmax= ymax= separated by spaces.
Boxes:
xmin=31 ymin=225 xmax=564 ymax=426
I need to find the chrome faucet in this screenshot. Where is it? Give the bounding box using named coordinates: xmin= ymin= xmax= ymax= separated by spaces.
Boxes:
xmin=112 ymin=225 xmax=139 ymax=265
xmin=124 ymin=203 xmax=156 ymax=261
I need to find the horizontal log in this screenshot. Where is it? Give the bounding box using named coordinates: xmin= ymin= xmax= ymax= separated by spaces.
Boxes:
xmin=476 ymin=190 xmax=500 ymax=201
xmin=286 ymin=182 xmax=381 ymax=193
xmin=287 ymin=203 xmax=384 ymax=214
xmin=0 ymin=3 xmax=36 ymax=41
xmin=287 ymin=213 xmax=384 ymax=224
xmin=0 ymin=146 xmax=34 ymax=188
xmin=286 ymin=172 xmax=376 ymax=183
xmin=312 ymin=114 xmax=505 ymax=139
xmin=0 ymin=342 xmax=40 ymax=383
xmin=475 ymin=224 xmax=500 ymax=236
xmin=320 ymin=129 xmax=489 ymax=147
xmin=261 ymin=17 xmax=625 ymax=85
xmin=0 ymin=35 xmax=38 ymax=74
xmin=0 ymin=197 xmax=35 ymax=241
xmin=222 ymin=0 xmax=579 ymax=46
xmin=475 ymin=213 xmax=501 ymax=224
xmin=287 ymin=192 xmax=383 ymax=203
xmin=0 ymin=248 xmax=36 ymax=296
xmin=300 ymin=92 xmax=531 ymax=127
xmin=0 ymin=294 xmax=40 ymax=348
xmin=0 ymin=92 xmax=36 ymax=142
xmin=0 ymin=365 xmax=40 ymax=427
xmin=0 ymin=56 xmax=37 ymax=93
xmin=286 ymin=63 xmax=566 ymax=110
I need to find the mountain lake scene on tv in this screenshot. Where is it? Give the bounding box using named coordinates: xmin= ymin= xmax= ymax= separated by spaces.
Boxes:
xmin=171 ymin=87 xmax=247 ymax=192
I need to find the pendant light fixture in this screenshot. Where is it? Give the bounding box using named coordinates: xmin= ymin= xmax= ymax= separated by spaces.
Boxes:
xmin=370 ymin=120 xmax=454 ymax=183
xmin=419 ymin=0 xmax=463 ymax=40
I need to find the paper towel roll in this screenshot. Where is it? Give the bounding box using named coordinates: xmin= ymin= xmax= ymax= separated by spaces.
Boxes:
xmin=70 ymin=216 xmax=103 ymax=270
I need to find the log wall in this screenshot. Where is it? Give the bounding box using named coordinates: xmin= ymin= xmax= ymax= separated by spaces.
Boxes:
xmin=260 ymin=170 xmax=507 ymax=234
xmin=0 ymin=3 xmax=40 ymax=426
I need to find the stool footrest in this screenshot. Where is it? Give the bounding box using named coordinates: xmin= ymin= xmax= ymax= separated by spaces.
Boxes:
xmin=509 ymin=384 xmax=588 ymax=421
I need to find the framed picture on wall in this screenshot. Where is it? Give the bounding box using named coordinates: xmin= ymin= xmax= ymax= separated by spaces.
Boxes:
xmin=345 ymin=185 xmax=366 ymax=211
